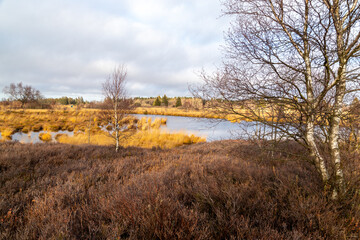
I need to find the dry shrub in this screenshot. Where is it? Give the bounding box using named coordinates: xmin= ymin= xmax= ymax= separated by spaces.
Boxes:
xmin=0 ymin=141 xmax=359 ymax=239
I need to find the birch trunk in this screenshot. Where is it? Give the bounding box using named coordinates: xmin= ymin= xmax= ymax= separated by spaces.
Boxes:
xmin=115 ymin=99 xmax=119 ymax=152
xmin=306 ymin=121 xmax=330 ymax=183
xmin=328 ymin=3 xmax=347 ymax=197
xmin=303 ymin=36 xmax=330 ymax=184
xmin=329 ymin=74 xmax=346 ymax=197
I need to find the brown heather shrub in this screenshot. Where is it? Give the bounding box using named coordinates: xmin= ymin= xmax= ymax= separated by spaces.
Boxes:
xmin=0 ymin=141 xmax=359 ymax=239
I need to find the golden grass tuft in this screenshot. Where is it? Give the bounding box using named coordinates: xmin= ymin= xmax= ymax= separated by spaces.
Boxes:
xmin=150 ymin=118 xmax=162 ymax=129
xmin=21 ymin=126 xmax=30 ymax=133
xmin=39 ymin=132 xmax=52 ymax=142
xmin=32 ymin=124 xmax=42 ymax=132
xmin=1 ymin=128 xmax=16 ymax=138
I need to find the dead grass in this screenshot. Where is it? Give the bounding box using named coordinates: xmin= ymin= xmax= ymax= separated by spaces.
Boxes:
xmin=0 ymin=109 xmax=98 ymax=138
xmin=56 ymin=129 xmax=205 ymax=149
xmin=0 ymin=110 xmax=204 ymax=149
xmin=38 ymin=132 xmax=52 ymax=142
xmin=124 ymin=130 xmax=206 ymax=148
xmin=0 ymin=128 xmax=15 ymax=138
xmin=0 ymin=140 xmax=359 ymax=239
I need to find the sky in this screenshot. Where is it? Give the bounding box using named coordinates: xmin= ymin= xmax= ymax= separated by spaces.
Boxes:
xmin=0 ymin=0 xmax=229 ymax=101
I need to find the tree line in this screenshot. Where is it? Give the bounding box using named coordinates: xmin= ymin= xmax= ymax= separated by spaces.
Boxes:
xmin=1 ymin=82 xmax=87 ymax=108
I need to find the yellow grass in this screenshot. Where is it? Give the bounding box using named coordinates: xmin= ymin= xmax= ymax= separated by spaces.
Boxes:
xmin=132 ymin=107 xmax=250 ymax=122
xmin=0 ymin=109 xmax=205 ymax=148
xmin=56 ymin=129 xmax=205 ymax=149
xmin=124 ymin=130 xmax=206 ymax=149
xmin=132 ymin=107 xmax=215 ymax=118
xmin=1 ymin=128 xmax=16 ymax=138
xmin=21 ymin=126 xmax=30 ymax=133
xmin=56 ymin=132 xmax=114 ymax=146
xmin=39 ymin=132 xmax=52 ymax=142
xmin=0 ymin=109 xmax=100 ymax=136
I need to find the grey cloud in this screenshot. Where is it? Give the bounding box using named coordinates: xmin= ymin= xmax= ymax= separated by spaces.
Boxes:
xmin=0 ymin=0 xmax=227 ymax=100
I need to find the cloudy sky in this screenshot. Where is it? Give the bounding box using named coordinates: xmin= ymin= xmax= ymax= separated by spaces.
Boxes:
xmin=0 ymin=0 xmax=229 ymax=100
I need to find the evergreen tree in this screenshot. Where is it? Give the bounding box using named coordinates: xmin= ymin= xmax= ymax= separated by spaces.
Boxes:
xmin=162 ymin=95 xmax=169 ymax=107
xmin=175 ymin=97 xmax=182 ymax=107
xmin=153 ymin=96 xmax=161 ymax=106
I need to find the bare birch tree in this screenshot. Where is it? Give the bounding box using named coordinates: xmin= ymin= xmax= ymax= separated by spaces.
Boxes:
xmin=3 ymin=82 xmax=42 ymax=108
xmin=193 ymin=0 xmax=360 ymax=197
xmin=101 ymin=65 xmax=133 ymax=152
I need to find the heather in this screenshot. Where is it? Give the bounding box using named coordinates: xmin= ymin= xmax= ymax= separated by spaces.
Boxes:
xmin=1 ymin=141 xmax=359 ymax=239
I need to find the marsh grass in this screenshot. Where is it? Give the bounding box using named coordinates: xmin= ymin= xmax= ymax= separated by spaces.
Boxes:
xmin=38 ymin=132 xmax=52 ymax=142
xmin=56 ymin=126 xmax=205 ymax=149
xmin=0 ymin=128 xmax=15 ymax=138
xmin=0 ymin=110 xmax=204 ymax=148
xmin=131 ymin=106 xmax=278 ymax=123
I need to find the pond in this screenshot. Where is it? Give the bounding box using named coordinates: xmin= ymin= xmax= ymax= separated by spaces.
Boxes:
xmin=0 ymin=130 xmax=74 ymax=144
xmin=134 ymin=114 xmax=264 ymax=141
xmin=0 ymin=114 xmax=267 ymax=143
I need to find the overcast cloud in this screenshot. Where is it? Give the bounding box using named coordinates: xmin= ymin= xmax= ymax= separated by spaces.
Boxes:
xmin=0 ymin=0 xmax=228 ymax=100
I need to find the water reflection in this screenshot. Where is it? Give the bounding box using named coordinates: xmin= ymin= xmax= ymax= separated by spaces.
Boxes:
xmin=134 ymin=114 xmax=248 ymax=141
xmin=0 ymin=130 xmax=74 ymax=143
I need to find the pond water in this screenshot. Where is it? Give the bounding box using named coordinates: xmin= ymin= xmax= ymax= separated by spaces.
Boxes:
xmin=134 ymin=114 xmax=263 ymax=141
xmin=0 ymin=114 xmax=267 ymax=143
xmin=0 ymin=130 xmax=74 ymax=144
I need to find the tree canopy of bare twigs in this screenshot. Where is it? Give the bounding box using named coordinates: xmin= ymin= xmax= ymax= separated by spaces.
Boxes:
xmin=192 ymin=0 xmax=360 ymax=198
xmin=101 ymin=65 xmax=133 ymax=152
xmin=3 ymin=82 xmax=42 ymax=108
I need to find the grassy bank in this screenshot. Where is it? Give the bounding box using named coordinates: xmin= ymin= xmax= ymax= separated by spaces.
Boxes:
xmin=1 ymin=141 xmax=359 ymax=239
xmin=131 ymin=106 xmax=245 ymax=122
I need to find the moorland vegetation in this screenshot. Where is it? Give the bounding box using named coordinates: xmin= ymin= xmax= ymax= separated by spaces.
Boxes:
xmin=1 ymin=0 xmax=360 ymax=237
xmin=0 ymin=108 xmax=205 ymax=148
xmin=0 ymin=140 xmax=359 ymax=239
